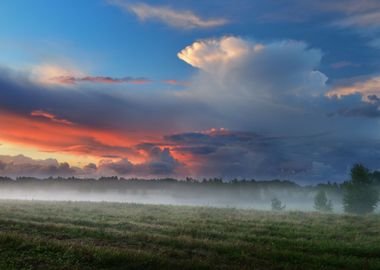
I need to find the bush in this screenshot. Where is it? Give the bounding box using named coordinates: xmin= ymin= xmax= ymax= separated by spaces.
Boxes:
xmin=343 ymin=164 xmax=379 ymax=214
xmin=271 ymin=198 xmax=286 ymax=211
xmin=314 ymin=190 xmax=333 ymax=212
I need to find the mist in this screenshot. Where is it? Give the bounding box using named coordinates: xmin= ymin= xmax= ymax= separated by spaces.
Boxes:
xmin=0 ymin=178 xmax=351 ymax=212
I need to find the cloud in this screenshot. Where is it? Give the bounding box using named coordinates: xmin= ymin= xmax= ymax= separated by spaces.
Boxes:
xmin=325 ymin=76 xmax=380 ymax=118
xmin=0 ymin=147 xmax=182 ymax=178
xmin=257 ymin=0 xmax=380 ymax=47
xmin=0 ymin=155 xmax=81 ymax=177
xmin=30 ymin=64 xmax=84 ymax=85
xmin=311 ymin=1 xmax=380 ymax=46
xmin=331 ymin=10 xmax=380 ymax=32
xmin=330 ymin=61 xmax=360 ymax=69
xmin=173 ymin=36 xmax=380 ymax=179
xmin=31 ymin=63 xmax=187 ymax=86
xmin=2 ymin=35 xmax=380 ymax=181
xmin=165 ymin=129 xmax=380 ymax=181
xmin=317 ymin=0 xmax=380 ymax=14
xmin=307 ymin=1 xmax=380 ymax=48
xmin=178 ymin=37 xmax=255 ymax=70
xmin=332 ymin=104 xmax=380 ymax=118
xmin=29 ymin=63 xmax=150 ymax=86
xmin=2 ymin=126 xmax=380 ymax=182
xmin=31 ymin=110 xmax=73 ymax=125
xmin=108 ymin=1 xmax=228 ymax=30
xmin=163 ymin=80 xmax=191 ymax=87
xmin=0 ymin=65 xmax=211 ymax=137
xmin=177 ymin=37 xmax=329 ymax=133
xmin=320 ymin=0 xmax=380 ymax=32
xmin=326 ymin=76 xmax=380 ymax=101
xmin=50 ymin=75 xmax=151 ymax=85
xmin=256 ymin=0 xmax=380 ymax=23
xmin=0 ymin=110 xmax=139 ymax=160
xmin=178 ymin=36 xmax=380 ymax=124
xmin=0 ymin=143 xmax=183 ymax=178
xmin=167 ymin=129 xmax=287 ymax=179
xmin=100 ymin=145 xmax=183 ymax=176
xmin=178 ymin=37 xmax=325 ymax=98
xmin=30 ymin=63 xmax=188 ymax=87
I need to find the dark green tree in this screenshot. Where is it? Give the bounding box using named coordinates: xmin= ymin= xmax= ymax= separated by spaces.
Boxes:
xmin=343 ymin=164 xmax=379 ymax=214
xmin=271 ymin=198 xmax=286 ymax=211
xmin=314 ymin=190 xmax=333 ymax=212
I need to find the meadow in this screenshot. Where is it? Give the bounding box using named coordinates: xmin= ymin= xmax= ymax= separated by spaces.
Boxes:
xmin=0 ymin=200 xmax=379 ymax=270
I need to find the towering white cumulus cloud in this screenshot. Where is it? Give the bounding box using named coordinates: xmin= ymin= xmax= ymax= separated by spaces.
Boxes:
xmin=178 ymin=36 xmax=328 ymax=124
xmin=178 ymin=37 xmax=254 ymax=70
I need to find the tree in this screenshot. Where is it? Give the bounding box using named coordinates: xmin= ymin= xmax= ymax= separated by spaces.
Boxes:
xmin=271 ymin=198 xmax=286 ymax=211
xmin=343 ymin=164 xmax=379 ymax=214
xmin=314 ymin=190 xmax=333 ymax=212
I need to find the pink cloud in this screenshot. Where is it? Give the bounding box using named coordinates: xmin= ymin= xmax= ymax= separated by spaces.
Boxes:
xmin=163 ymin=79 xmax=191 ymax=87
xmin=50 ymin=75 xmax=151 ymax=85
xmin=31 ymin=110 xmax=73 ymax=125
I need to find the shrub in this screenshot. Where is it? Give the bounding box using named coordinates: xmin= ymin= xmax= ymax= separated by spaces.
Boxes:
xmin=314 ymin=190 xmax=333 ymax=212
xmin=271 ymin=198 xmax=286 ymax=211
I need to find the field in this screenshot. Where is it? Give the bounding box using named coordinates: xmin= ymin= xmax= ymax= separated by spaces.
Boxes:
xmin=0 ymin=200 xmax=379 ymax=269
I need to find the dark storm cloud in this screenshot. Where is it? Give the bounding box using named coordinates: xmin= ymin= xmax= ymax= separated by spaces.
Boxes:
xmin=99 ymin=146 xmax=183 ymax=176
xmin=326 ymin=91 xmax=380 ymax=119
xmin=166 ymin=130 xmax=288 ymax=179
xmin=166 ymin=130 xmax=380 ymax=182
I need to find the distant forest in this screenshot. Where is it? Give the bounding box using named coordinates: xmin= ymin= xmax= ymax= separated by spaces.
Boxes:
xmin=0 ymin=166 xmax=379 ymax=212
xmin=1 ymin=170 xmax=380 ymax=190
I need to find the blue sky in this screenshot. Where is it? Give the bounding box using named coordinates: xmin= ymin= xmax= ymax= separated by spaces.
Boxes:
xmin=0 ymin=0 xmax=380 ymax=182
xmin=1 ymin=0 xmax=378 ymax=80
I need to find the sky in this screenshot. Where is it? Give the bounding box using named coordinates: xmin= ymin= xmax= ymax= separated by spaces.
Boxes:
xmin=0 ymin=0 xmax=380 ymax=183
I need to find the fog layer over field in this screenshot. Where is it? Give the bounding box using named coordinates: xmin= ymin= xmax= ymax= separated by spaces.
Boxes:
xmin=0 ymin=178 xmax=349 ymax=212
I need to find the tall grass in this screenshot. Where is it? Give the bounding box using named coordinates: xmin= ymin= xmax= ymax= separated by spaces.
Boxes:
xmin=0 ymin=200 xmax=378 ymax=269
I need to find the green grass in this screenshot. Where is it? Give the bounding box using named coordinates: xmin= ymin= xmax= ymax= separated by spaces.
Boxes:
xmin=0 ymin=200 xmax=378 ymax=269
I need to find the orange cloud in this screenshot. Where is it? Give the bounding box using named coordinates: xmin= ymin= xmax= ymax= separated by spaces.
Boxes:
xmin=0 ymin=110 xmax=149 ymax=164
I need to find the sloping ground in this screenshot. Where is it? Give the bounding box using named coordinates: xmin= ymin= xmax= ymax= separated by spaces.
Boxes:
xmin=0 ymin=200 xmax=378 ymax=269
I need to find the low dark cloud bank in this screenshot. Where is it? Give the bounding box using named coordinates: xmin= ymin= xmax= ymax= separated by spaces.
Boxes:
xmin=0 ymin=145 xmax=183 ymax=179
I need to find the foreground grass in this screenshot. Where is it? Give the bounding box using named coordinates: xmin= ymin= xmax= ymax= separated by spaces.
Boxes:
xmin=0 ymin=200 xmax=378 ymax=269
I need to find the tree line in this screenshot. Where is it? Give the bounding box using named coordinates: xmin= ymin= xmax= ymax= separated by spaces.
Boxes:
xmin=271 ymin=164 xmax=379 ymax=214
xmin=0 ymin=164 xmax=379 ymax=214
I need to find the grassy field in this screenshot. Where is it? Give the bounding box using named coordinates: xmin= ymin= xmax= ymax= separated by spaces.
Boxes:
xmin=0 ymin=200 xmax=378 ymax=269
